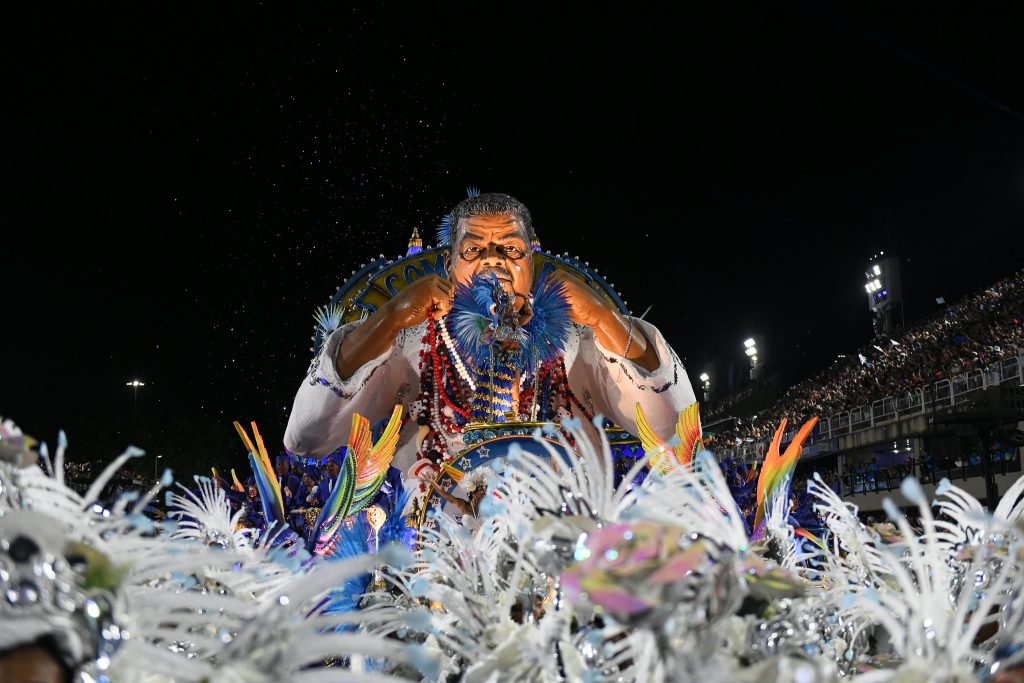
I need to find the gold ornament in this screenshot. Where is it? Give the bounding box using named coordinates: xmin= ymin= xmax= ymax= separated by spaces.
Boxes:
xmin=365 ymin=505 xmax=387 ymax=532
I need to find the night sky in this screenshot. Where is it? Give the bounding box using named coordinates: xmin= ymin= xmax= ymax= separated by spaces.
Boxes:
xmin=7 ymin=3 xmax=1024 ymax=472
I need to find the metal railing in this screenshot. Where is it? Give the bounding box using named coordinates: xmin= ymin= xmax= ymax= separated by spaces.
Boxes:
xmin=712 ymin=353 xmax=1023 ymax=463
xmin=841 ymin=448 xmax=1022 ymax=495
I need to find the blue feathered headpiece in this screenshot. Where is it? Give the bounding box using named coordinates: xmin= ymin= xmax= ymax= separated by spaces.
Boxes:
xmin=436 ymin=186 xmax=481 ymax=247
xmin=436 ymin=212 xmax=454 ymax=248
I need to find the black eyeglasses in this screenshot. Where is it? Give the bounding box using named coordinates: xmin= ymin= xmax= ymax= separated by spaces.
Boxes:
xmin=458 ymin=243 xmax=527 ymax=261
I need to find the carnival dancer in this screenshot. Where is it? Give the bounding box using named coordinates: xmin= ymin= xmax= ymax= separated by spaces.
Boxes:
xmin=281 ymin=472 xmax=302 ymax=510
xmin=274 ymin=453 xmax=291 ymax=488
xmin=427 ymin=467 xmax=493 ymax=532
xmin=285 ymin=465 xmax=324 ymax=539
xmin=240 ymin=476 xmax=265 ymax=530
xmin=284 ymin=191 xmax=695 ymax=492
xmin=321 ymin=449 xmax=343 ymax=497
xmin=300 ymin=465 xmax=323 ymax=505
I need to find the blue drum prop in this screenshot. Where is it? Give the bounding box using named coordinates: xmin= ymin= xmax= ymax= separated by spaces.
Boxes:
xmin=411 ymin=422 xmax=645 ymax=528
xmin=412 ymin=422 xmax=573 ymax=528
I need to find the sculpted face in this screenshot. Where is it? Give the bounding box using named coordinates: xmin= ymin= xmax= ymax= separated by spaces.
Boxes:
xmin=450 ymin=214 xmax=533 ymax=306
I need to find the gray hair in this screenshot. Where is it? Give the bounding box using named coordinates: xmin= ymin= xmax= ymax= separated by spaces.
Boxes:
xmin=448 ymin=192 xmax=533 ymax=255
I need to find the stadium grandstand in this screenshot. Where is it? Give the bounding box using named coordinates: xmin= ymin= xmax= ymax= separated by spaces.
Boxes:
xmin=704 ymin=268 xmax=1024 ymax=513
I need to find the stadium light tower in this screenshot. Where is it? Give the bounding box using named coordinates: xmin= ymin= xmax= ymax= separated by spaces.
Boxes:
xmin=743 ymin=337 xmax=763 ymax=381
xmin=126 ymin=379 xmax=145 ymax=410
xmin=699 ymin=372 xmax=711 ymax=403
xmin=863 ymin=251 xmax=904 ymax=337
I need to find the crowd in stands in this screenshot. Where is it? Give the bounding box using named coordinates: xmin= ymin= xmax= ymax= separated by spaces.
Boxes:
xmin=841 ymin=457 xmax=917 ymax=494
xmin=64 ymin=460 xmax=151 ymax=497
xmin=791 ymin=463 xmax=840 ymax=497
xmin=705 ymin=269 xmax=1024 ymax=453
xmin=830 ymin=447 xmax=1021 ymax=494
xmin=702 ymin=382 xmax=764 ymax=421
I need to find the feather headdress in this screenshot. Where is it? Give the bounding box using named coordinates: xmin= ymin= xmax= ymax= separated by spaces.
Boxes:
xmin=435 ymin=186 xmax=481 ymax=247
xmin=457 ymin=465 xmax=494 ymax=495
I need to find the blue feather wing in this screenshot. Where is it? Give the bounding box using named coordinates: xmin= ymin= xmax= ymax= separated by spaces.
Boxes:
xmin=522 ymin=271 xmax=572 ymax=370
xmin=436 ymin=212 xmax=453 ymax=247
xmin=451 ymin=274 xmax=501 ymax=369
xmin=377 ymin=486 xmax=412 ymax=548
xmin=450 ymin=311 xmax=491 ymax=369
xmin=316 ymin=488 xmax=413 ymax=624
xmin=315 ymin=516 xmax=372 ymax=626
xmin=471 ymin=280 xmax=497 ymax=311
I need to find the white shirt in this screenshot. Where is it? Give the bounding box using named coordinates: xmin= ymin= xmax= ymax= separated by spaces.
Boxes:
xmin=284 ymin=317 xmax=695 ymax=479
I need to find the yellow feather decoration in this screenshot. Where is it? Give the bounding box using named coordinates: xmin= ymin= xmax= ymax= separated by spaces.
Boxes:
xmin=635 ymin=402 xmax=704 ymax=473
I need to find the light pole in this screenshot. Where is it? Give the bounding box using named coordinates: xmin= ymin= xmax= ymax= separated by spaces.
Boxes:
xmin=864 ymin=252 xmax=904 ymax=336
xmin=744 ymin=338 xmax=760 ymax=381
xmin=126 ymin=379 xmax=145 ymax=410
xmin=699 ymin=373 xmax=711 ymax=403
xmin=154 ymin=454 xmax=163 ymax=481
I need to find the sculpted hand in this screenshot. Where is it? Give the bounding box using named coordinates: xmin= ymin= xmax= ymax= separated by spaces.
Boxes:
xmin=552 ymin=271 xmax=660 ymax=372
xmin=385 ymin=275 xmax=454 ymax=329
xmin=553 ymin=271 xmax=616 ymax=329
xmin=336 ymin=275 xmax=452 ymax=379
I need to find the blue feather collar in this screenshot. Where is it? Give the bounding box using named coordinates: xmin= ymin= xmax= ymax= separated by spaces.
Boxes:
xmin=448 ymin=271 xmax=571 ymax=377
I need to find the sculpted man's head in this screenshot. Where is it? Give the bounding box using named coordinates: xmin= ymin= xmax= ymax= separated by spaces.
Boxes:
xmin=447 ymin=193 xmax=534 ymax=302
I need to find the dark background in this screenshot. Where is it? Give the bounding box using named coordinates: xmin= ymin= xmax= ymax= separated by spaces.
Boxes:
xmin=6 ymin=3 xmax=1024 ymax=476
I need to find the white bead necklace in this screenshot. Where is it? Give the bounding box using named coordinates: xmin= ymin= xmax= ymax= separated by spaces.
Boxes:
xmin=437 ymin=317 xmax=477 ymax=391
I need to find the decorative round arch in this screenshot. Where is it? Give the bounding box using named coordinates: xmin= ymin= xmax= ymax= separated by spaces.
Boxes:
xmin=310 ymin=246 xmax=632 ymax=356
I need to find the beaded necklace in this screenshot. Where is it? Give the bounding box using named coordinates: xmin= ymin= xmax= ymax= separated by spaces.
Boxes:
xmin=411 ymin=318 xmax=591 ymax=484
xmin=437 ymin=317 xmax=476 ymax=391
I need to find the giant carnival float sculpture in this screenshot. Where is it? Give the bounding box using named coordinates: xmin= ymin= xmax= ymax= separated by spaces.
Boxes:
xmin=276 ymin=190 xmax=709 ymax=535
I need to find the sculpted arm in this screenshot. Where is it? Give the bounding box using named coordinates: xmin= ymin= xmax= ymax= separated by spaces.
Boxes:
xmin=284 ymin=276 xmax=451 ymax=458
xmin=336 ymin=275 xmax=453 ymax=379
xmin=561 ymin=272 xmax=696 ymax=443
xmin=554 ymin=271 xmax=659 ymax=372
